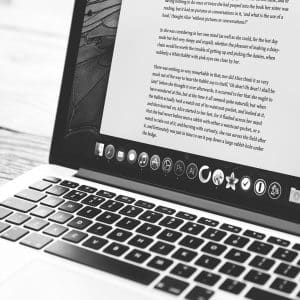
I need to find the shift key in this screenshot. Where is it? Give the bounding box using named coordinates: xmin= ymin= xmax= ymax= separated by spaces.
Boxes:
xmin=1 ymin=197 xmax=36 ymax=213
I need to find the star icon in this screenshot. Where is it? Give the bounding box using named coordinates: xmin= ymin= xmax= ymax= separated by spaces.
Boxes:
xmin=226 ymin=172 xmax=239 ymax=191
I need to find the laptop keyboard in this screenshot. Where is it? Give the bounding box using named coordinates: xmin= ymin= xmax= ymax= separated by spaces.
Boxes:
xmin=0 ymin=177 xmax=300 ymax=299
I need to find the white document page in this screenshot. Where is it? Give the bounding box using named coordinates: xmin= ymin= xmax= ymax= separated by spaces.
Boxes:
xmin=101 ymin=0 xmax=300 ymax=177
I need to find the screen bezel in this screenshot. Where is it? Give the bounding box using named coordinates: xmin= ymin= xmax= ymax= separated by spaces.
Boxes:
xmin=50 ymin=0 xmax=300 ymax=225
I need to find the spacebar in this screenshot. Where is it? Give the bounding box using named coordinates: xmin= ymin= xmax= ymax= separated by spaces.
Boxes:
xmin=45 ymin=240 xmax=159 ymax=285
xmin=246 ymin=287 xmax=292 ymax=300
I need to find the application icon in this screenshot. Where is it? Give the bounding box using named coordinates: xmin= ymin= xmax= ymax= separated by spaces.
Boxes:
xmin=254 ymin=179 xmax=267 ymax=196
xmin=116 ymin=150 xmax=125 ymax=162
xmin=289 ymin=187 xmax=300 ymax=204
xmin=162 ymin=157 xmax=173 ymax=174
xmin=186 ymin=163 xmax=198 ymax=180
xmin=150 ymin=155 xmax=161 ymax=171
xmin=127 ymin=150 xmax=137 ymax=164
xmin=268 ymin=182 xmax=281 ymax=200
xmin=174 ymin=160 xmax=185 ymax=177
xmin=95 ymin=142 xmax=104 ymax=157
xmin=240 ymin=176 xmax=252 ymax=191
xmin=104 ymin=144 xmax=115 ymax=160
xmin=138 ymin=152 xmax=149 ymax=168
xmin=212 ymin=169 xmax=225 ymax=186
xmin=199 ymin=165 xmax=212 ymax=184
xmin=225 ymin=172 xmax=239 ymax=191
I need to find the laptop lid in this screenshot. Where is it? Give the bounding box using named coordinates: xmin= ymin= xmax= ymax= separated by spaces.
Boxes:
xmin=51 ymin=0 xmax=300 ymax=225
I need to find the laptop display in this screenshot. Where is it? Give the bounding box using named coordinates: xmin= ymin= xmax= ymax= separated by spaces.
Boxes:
xmin=57 ymin=0 xmax=300 ymax=223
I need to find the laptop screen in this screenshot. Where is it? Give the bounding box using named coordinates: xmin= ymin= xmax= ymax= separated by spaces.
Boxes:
xmin=60 ymin=0 xmax=300 ymax=222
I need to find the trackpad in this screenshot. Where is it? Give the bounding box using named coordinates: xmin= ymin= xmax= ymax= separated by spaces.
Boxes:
xmin=0 ymin=260 xmax=155 ymax=300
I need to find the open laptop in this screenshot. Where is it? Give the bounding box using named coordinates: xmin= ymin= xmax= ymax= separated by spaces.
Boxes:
xmin=0 ymin=0 xmax=300 ymax=299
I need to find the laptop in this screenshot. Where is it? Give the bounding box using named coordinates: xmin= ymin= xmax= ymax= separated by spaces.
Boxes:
xmin=0 ymin=0 xmax=300 ymax=299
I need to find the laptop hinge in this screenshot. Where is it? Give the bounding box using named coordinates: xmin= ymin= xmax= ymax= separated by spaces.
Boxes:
xmin=76 ymin=168 xmax=300 ymax=236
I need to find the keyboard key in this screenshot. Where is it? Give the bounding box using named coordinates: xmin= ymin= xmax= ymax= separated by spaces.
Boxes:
xmin=15 ymin=189 xmax=46 ymax=202
xmin=43 ymin=224 xmax=68 ymax=237
xmin=60 ymin=180 xmax=79 ymax=188
xmin=68 ymin=217 xmax=92 ymax=230
xmin=82 ymin=236 xmax=108 ymax=250
xmin=24 ymin=218 xmax=49 ymax=231
xmin=116 ymin=217 xmax=140 ymax=230
xmin=20 ymin=233 xmax=53 ymax=249
xmin=63 ymin=190 xmax=87 ymax=202
xmin=29 ymin=181 xmax=52 ymax=191
xmin=0 ymin=221 xmax=10 ymax=233
xmin=176 ymin=211 xmax=196 ymax=221
xmin=148 ymin=256 xmax=173 ymax=271
xmin=47 ymin=185 xmax=69 ymax=196
xmin=125 ymin=249 xmax=150 ymax=263
xmin=30 ymin=206 xmax=54 ymax=218
xmin=219 ymin=279 xmax=246 ymax=295
xmin=243 ymin=229 xmax=265 ymax=240
xmin=115 ymin=195 xmax=135 ymax=204
xmin=107 ymin=228 xmax=132 ymax=242
xmin=179 ymin=235 xmax=204 ymax=249
xmin=77 ymin=206 xmax=101 ymax=219
xmin=136 ymin=223 xmax=161 ymax=236
xmin=219 ymin=262 xmax=245 ymax=277
xmin=220 ymin=223 xmax=242 ymax=233
xmin=225 ymin=248 xmax=250 ymax=263
xmin=159 ymin=216 xmax=184 ymax=229
xmin=40 ymin=196 xmax=63 ymax=207
xmin=272 ymin=247 xmax=298 ymax=262
xmin=198 ymin=217 xmax=218 ymax=227
xmin=139 ymin=210 xmax=163 ymax=223
xmin=97 ymin=211 xmax=121 ymax=224
xmin=172 ymin=248 xmax=197 ymax=262
xmin=63 ymin=230 xmax=88 ymax=243
xmin=293 ymin=243 xmax=300 ymax=251
xmin=135 ymin=200 xmax=155 ymax=210
xmin=2 ymin=197 xmax=36 ymax=213
xmin=224 ymin=234 xmax=249 ymax=248
xmin=157 ymin=229 xmax=182 ymax=243
xmin=100 ymin=200 xmax=124 ymax=212
xmin=275 ymin=263 xmax=300 ymax=278
xmin=81 ymin=195 xmax=106 ymax=207
xmin=59 ymin=201 xmax=83 ymax=213
xmin=119 ymin=205 xmax=143 ymax=218
xmin=180 ymin=222 xmax=205 ymax=235
xmin=104 ymin=242 xmax=129 ymax=256
xmin=171 ymin=263 xmax=196 ymax=279
xmin=249 ymin=255 xmax=275 ymax=270
xmin=0 ymin=207 xmax=12 ymax=219
xmin=43 ymin=176 xmax=60 ymax=183
xmin=128 ymin=235 xmax=153 ymax=248
xmin=202 ymin=228 xmax=227 ymax=241
xmin=270 ymin=278 xmax=296 ymax=294
xmin=155 ymin=205 xmax=175 ymax=215
xmin=77 ymin=185 xmax=97 ymax=194
xmin=150 ymin=241 xmax=175 ymax=255
xmin=87 ymin=223 xmax=112 ymax=236
xmin=248 ymin=241 xmax=273 ymax=255
xmin=195 ymin=254 xmax=221 ymax=270
xmin=1 ymin=227 xmax=28 ymax=241
xmin=244 ymin=269 xmax=270 ymax=285
xmin=6 ymin=213 xmax=30 ymax=225
xmin=97 ymin=190 xmax=116 ymax=198
xmin=49 ymin=212 xmax=73 ymax=224
xmin=246 ymin=287 xmax=292 ymax=300
xmin=201 ymin=241 xmax=227 ymax=256
xmin=155 ymin=276 xmax=188 ymax=296
xmin=185 ymin=286 xmax=214 ymax=300
xmin=46 ymin=240 xmax=159 ymax=285
xmin=267 ymin=236 xmax=290 ymax=247
xmin=194 ymin=270 xmax=221 ymax=286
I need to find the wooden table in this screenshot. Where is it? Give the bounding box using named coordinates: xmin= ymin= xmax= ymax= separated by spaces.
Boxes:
xmin=0 ymin=0 xmax=73 ymax=185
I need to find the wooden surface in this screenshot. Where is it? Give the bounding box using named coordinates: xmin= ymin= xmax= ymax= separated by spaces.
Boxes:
xmin=0 ymin=0 xmax=73 ymax=185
